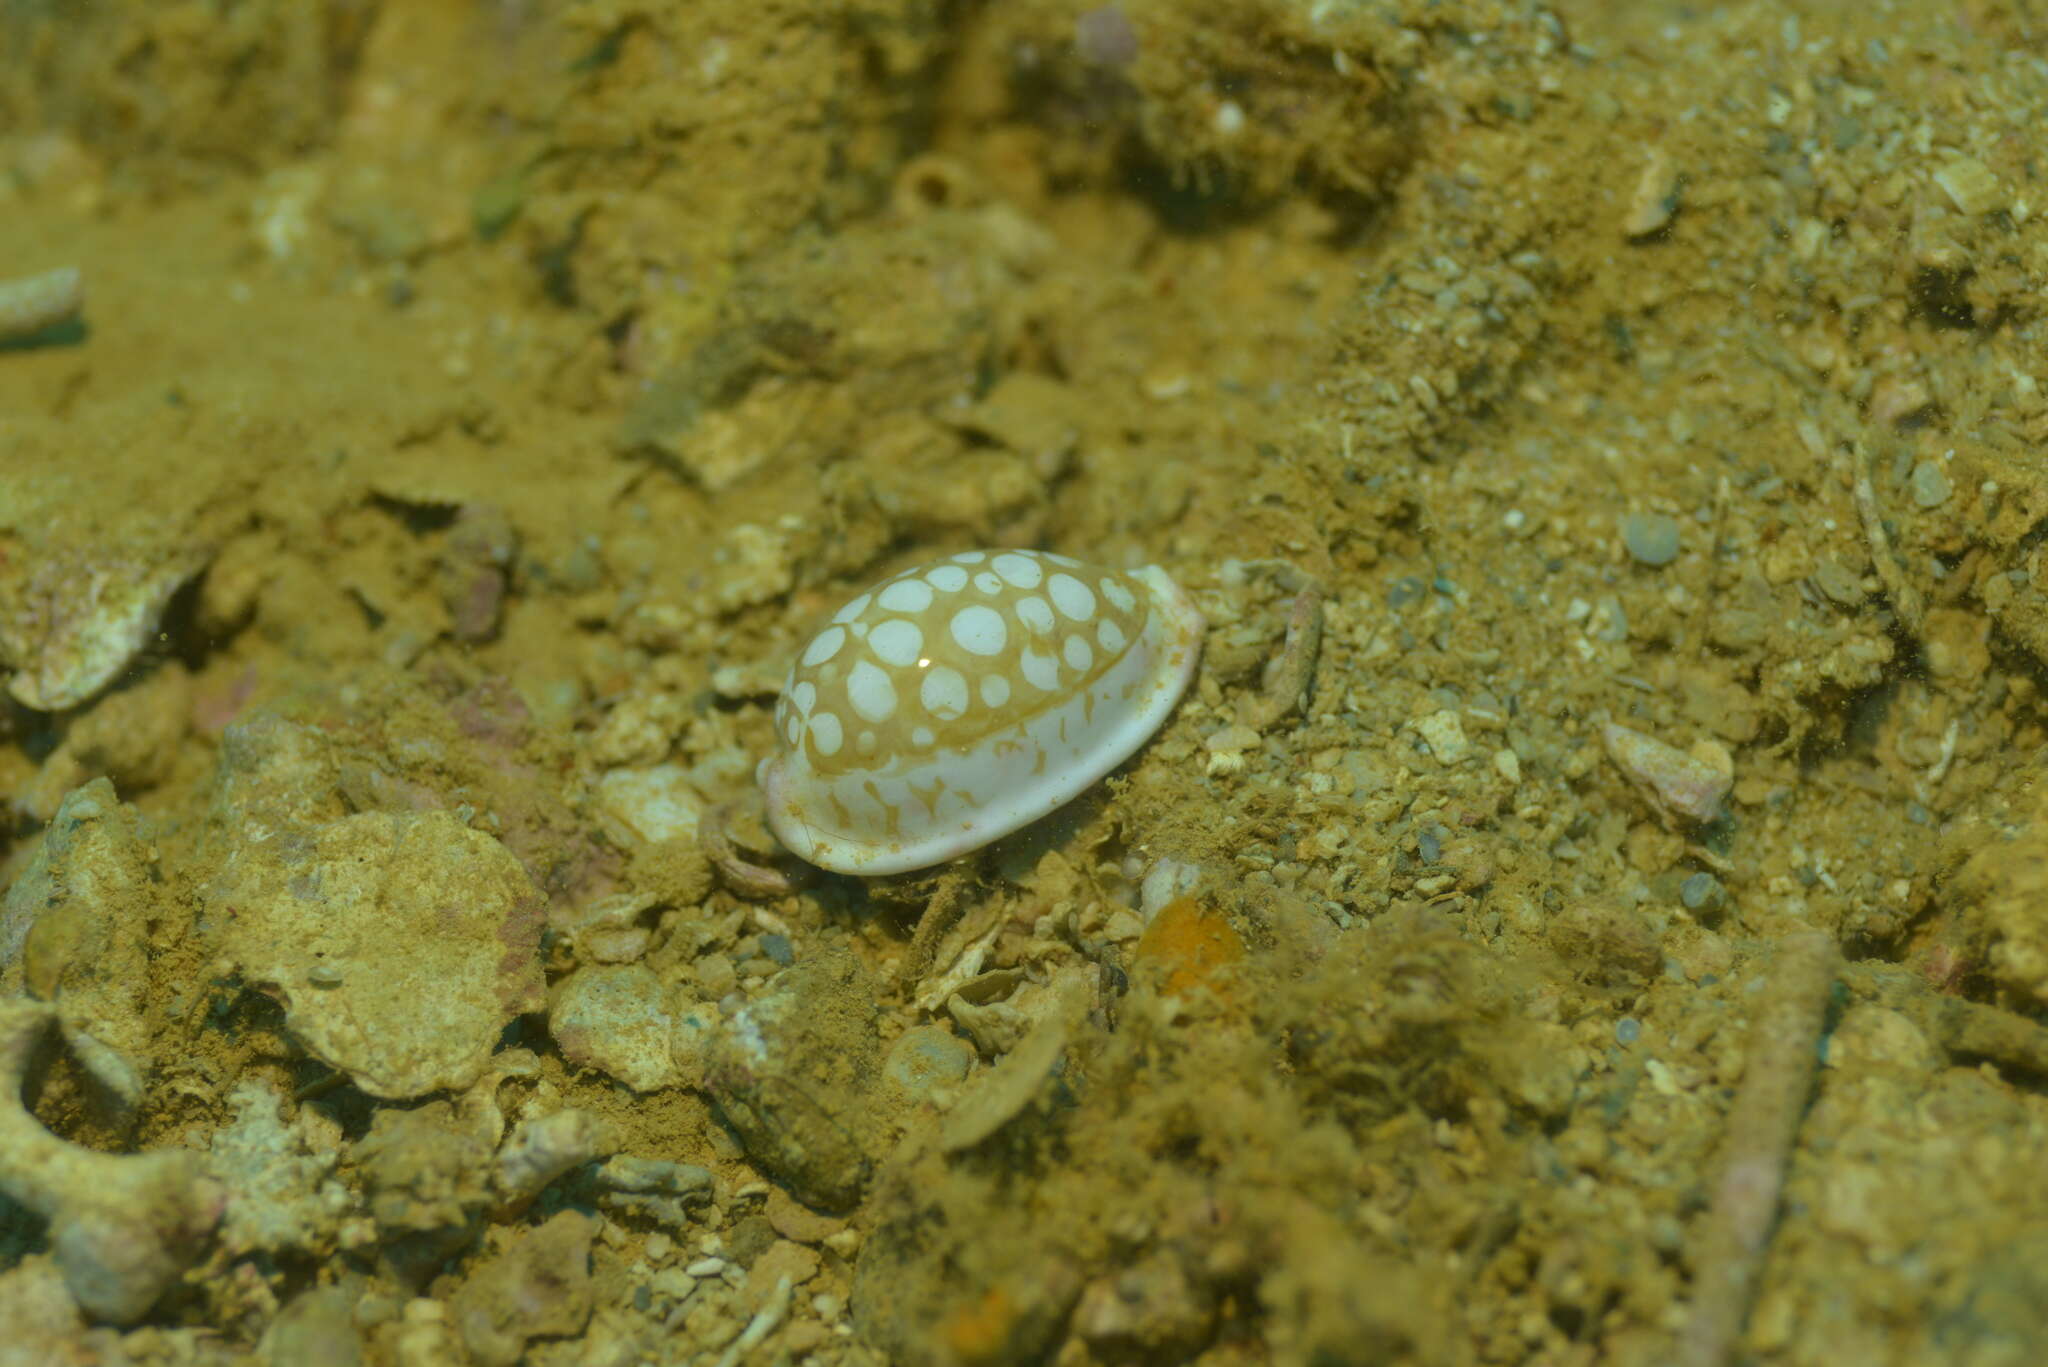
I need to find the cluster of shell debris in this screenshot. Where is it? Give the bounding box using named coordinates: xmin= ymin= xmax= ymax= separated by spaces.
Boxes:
xmin=0 ymin=645 xmax=1312 ymax=1365
xmin=0 ymin=672 xmax=879 ymax=1362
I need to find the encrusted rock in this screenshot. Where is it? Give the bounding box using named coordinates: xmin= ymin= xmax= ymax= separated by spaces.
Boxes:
xmin=1073 ymin=1249 xmax=1217 ymax=1357
xmin=450 ymin=1210 xmax=596 ymax=1367
xmin=355 ymin=1103 xmax=493 ymax=1288
xmin=4 ymin=778 xmax=163 ymax=1111
xmin=14 ymin=665 xmax=193 ymax=823
xmin=593 ymin=1155 xmax=714 ymax=1228
xmin=1948 ymin=786 xmax=2048 ymax=1009
xmin=495 ymin=1108 xmax=617 ymax=1215
xmin=549 ymin=963 xmax=680 ymax=1092
xmin=704 ymin=950 xmax=879 ymax=1211
xmin=209 ymin=809 xmax=545 ymax=1098
xmin=206 ymin=1078 xmax=352 ymax=1258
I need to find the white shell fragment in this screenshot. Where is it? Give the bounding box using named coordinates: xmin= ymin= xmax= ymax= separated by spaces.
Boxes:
xmin=759 ymin=549 xmax=1205 ymax=875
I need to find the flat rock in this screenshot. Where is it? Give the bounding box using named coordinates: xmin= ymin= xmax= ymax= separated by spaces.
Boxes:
xmin=210 ymin=809 xmax=545 ymax=1098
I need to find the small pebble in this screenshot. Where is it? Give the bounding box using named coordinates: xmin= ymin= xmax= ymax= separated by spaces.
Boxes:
xmin=1934 ymin=157 xmax=2004 ymax=215
xmin=0 ymin=264 xmax=84 ymax=343
xmin=1908 ymin=460 xmax=1952 ymax=509
xmin=1413 ymin=709 xmax=1470 ymax=765
xmin=1387 ymin=576 xmax=1425 ymax=609
xmin=1679 ymin=871 xmax=1724 ymax=911
xmin=1622 ymin=512 xmax=1682 ymax=567
xmin=1615 ymin=1018 xmax=1642 ymax=1045
xmin=758 ymin=933 xmax=794 ymax=966
xmin=1622 ymin=151 xmax=1681 ymax=238
xmin=1813 ymin=559 xmax=1864 ymax=606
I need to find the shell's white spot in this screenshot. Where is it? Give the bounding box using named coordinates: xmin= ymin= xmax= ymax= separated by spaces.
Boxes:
xmin=879 ymin=578 xmax=935 ymax=613
xmin=847 ymin=660 xmax=897 ymax=723
xmin=980 ymin=673 xmax=1011 ymax=708
xmin=951 ymin=550 xmax=987 ymax=564
xmin=802 ymin=625 xmax=848 ymax=667
xmin=920 ymin=665 xmax=969 ymax=720
xmin=927 ymin=564 xmax=970 ymax=592
xmin=809 ymin=710 xmax=843 ymax=756
xmin=1016 ymin=595 xmax=1056 ymax=636
xmin=973 ymin=570 xmax=1003 ymax=594
xmin=1046 ymin=552 xmax=1082 ymax=567
xmin=1096 ymin=618 xmax=1127 ymax=653
xmin=1049 ymin=573 xmax=1096 ymax=621
xmin=1020 ymin=647 xmax=1061 ymax=691
xmin=857 ymin=729 xmax=877 ymax=756
xmin=1063 ymin=633 xmax=1094 ymax=671
xmin=792 ymin=680 xmax=818 ymax=715
xmin=992 ymin=552 xmax=1044 ymax=588
xmin=1101 ymin=577 xmax=1138 ymax=614
xmin=950 ymin=604 xmax=1008 ymax=656
xmin=783 ymin=712 xmax=803 ymax=745
xmin=912 ymin=726 xmax=935 ymax=748
xmin=869 ymin=618 xmax=924 ymax=668
xmin=831 ymin=593 xmax=872 ymax=624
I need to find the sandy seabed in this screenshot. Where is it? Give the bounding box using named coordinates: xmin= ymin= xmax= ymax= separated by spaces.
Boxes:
xmin=2 ymin=3 xmax=2047 ymax=1365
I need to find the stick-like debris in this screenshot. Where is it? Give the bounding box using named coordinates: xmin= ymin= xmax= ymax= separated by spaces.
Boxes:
xmin=1675 ymin=930 xmax=1839 ymax=1367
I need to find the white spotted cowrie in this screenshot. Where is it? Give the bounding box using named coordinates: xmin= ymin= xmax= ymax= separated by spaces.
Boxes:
xmin=758 ymin=549 xmax=1205 ymax=875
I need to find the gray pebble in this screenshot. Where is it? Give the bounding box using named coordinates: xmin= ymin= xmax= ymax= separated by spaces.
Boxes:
xmin=1909 ymin=460 xmax=1952 ymax=509
xmin=1813 ymin=559 xmax=1864 ymax=606
xmin=1679 ymin=871 xmax=1723 ymax=911
xmin=883 ymin=1025 xmax=974 ymax=1100
xmin=1615 ymin=1017 xmax=1642 ymax=1045
xmin=1623 ymin=513 xmax=1682 ymax=566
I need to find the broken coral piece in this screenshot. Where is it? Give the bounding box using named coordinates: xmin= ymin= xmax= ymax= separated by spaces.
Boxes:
xmin=4 ymin=778 xmax=166 ymax=1116
xmin=0 ymin=998 xmax=225 ymax=1325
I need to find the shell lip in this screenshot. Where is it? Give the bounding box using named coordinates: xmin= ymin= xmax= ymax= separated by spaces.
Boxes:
xmin=761 ymin=559 xmax=1205 ymax=878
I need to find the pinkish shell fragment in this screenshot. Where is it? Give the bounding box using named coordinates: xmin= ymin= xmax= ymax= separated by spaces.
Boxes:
xmin=1603 ymin=722 xmax=1732 ymax=823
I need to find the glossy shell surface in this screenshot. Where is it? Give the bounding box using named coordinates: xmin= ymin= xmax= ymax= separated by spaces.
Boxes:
xmin=759 ymin=549 xmax=1205 ymax=875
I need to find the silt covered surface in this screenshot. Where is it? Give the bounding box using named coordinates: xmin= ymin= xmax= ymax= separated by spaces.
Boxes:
xmin=1 ymin=1 xmax=2047 ymax=1364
